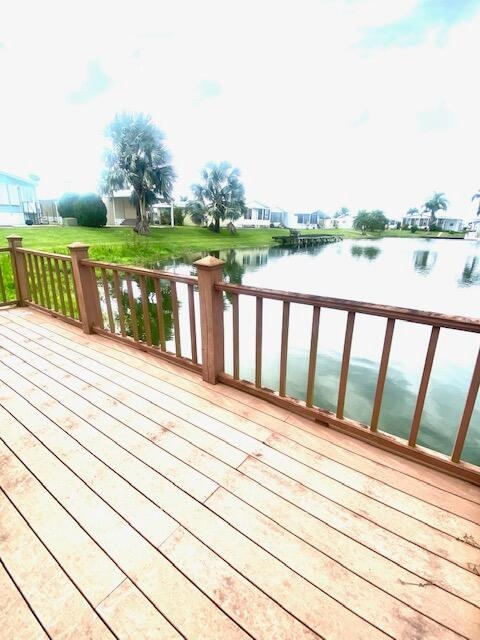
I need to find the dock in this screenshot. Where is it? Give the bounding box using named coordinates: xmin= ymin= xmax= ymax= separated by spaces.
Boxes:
xmin=273 ymin=232 xmax=343 ymax=247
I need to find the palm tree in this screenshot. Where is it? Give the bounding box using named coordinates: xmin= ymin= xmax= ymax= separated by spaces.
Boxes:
xmin=187 ymin=162 xmax=246 ymax=233
xmin=472 ymin=189 xmax=480 ymax=215
xmin=100 ymin=113 xmax=175 ymax=234
xmin=422 ymin=192 xmax=448 ymax=227
xmin=406 ymin=207 xmax=419 ymax=216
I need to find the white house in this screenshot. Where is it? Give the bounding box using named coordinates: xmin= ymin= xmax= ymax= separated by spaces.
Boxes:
xmin=288 ymin=210 xmax=333 ymax=229
xmin=0 ymin=171 xmax=40 ymax=225
xmin=333 ymin=213 xmax=355 ymax=229
xmin=402 ymin=212 xmax=464 ymax=231
xmin=236 ymin=201 xmax=273 ymax=227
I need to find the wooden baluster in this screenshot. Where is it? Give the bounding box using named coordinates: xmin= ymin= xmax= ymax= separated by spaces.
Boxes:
xmin=409 ymin=326 xmax=440 ymax=447
xmin=370 ymin=318 xmax=395 ymax=431
xmin=279 ymin=301 xmax=290 ymax=397
xmin=47 ymin=258 xmax=59 ymax=312
xmin=139 ymin=275 xmax=152 ymax=346
xmin=188 ymin=284 xmax=198 ymax=363
xmin=306 ymin=306 xmax=321 ymax=407
xmin=0 ymin=265 xmax=6 ymax=303
xmin=112 ymin=270 xmax=126 ymax=337
xmin=33 ymin=255 xmax=45 ymax=307
xmin=255 ymin=297 xmax=263 ymax=388
xmin=125 ymin=273 xmax=139 ymax=342
xmin=337 ymin=311 xmax=356 ymax=419
xmin=54 ymin=260 xmax=66 ymax=316
xmin=232 ymin=293 xmax=240 ymax=380
xmin=451 ymin=348 xmax=480 ymax=463
xmin=26 ymin=253 xmax=37 ymax=303
xmin=170 ymin=281 xmax=181 ymax=356
xmin=62 ymin=261 xmax=75 ymax=318
xmin=154 ymin=278 xmax=166 ymax=350
xmin=101 ymin=268 xmax=115 ymax=333
xmin=40 ymin=256 xmax=51 ymax=309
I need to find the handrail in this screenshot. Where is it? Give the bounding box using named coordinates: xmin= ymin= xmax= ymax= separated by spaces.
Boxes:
xmin=81 ymin=259 xmax=197 ymax=286
xmin=15 ymin=247 xmax=71 ymax=262
xmin=216 ymin=282 xmax=480 ymax=332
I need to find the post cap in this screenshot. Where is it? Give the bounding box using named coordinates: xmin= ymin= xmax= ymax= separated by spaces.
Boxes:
xmin=6 ymin=234 xmax=23 ymax=240
xmin=193 ymin=255 xmax=225 ymax=269
xmin=68 ymin=242 xmax=90 ymax=251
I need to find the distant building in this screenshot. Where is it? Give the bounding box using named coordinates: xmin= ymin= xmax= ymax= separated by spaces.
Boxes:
xmin=237 ymin=201 xmax=272 ymax=228
xmin=333 ymin=213 xmax=355 ymax=229
xmin=0 ymin=171 xmax=40 ymax=225
xmin=402 ymin=212 xmax=464 ymax=232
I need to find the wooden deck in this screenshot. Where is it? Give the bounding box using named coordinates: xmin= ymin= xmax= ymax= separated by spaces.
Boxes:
xmin=0 ymin=306 xmax=479 ymax=640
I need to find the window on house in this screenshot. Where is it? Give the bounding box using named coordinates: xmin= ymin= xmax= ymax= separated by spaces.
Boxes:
xmin=244 ymin=209 xmax=252 ymax=219
xmin=8 ymin=185 xmax=20 ymax=205
xmin=297 ymin=214 xmax=310 ymax=224
xmin=0 ymin=184 xmax=9 ymax=205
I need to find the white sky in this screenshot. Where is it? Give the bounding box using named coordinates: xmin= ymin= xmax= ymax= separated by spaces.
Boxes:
xmin=1 ymin=0 xmax=479 ymax=218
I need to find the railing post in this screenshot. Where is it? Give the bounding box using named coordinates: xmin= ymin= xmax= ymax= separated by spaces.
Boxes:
xmin=194 ymin=256 xmax=225 ymax=384
xmin=68 ymin=243 xmax=102 ymax=334
xmin=6 ymin=235 xmax=28 ymax=305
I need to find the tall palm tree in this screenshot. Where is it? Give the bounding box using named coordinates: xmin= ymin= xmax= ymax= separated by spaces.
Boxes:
xmin=187 ymin=162 xmax=246 ymax=233
xmin=406 ymin=207 xmax=419 ymax=215
xmin=100 ymin=113 xmax=175 ymax=234
xmin=472 ymin=189 xmax=480 ymax=215
xmin=422 ymin=192 xmax=448 ymax=227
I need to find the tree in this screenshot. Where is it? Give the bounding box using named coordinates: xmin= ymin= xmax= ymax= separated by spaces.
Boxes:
xmin=334 ymin=206 xmax=349 ymax=218
xmin=75 ymin=193 xmax=107 ymax=227
xmin=187 ymin=162 xmax=246 ymax=233
xmin=406 ymin=207 xmax=419 ymax=216
xmin=423 ymin=192 xmax=448 ymax=226
xmin=100 ymin=112 xmax=175 ymax=234
xmin=353 ymin=210 xmax=388 ymax=233
xmin=57 ymin=192 xmax=79 ymax=218
xmin=472 ymin=189 xmax=480 ymax=215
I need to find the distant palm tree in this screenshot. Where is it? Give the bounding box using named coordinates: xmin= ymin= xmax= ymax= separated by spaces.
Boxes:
xmin=187 ymin=162 xmax=246 ymax=233
xmin=472 ymin=189 xmax=480 ymax=215
xmin=406 ymin=207 xmax=419 ymax=216
xmin=334 ymin=206 xmax=349 ymax=218
xmin=423 ymin=192 xmax=448 ymax=227
xmin=100 ymin=113 xmax=175 ymax=234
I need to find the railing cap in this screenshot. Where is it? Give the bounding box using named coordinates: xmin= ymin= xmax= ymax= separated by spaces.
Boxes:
xmin=68 ymin=242 xmax=90 ymax=251
xmin=194 ymin=255 xmax=225 ymax=269
xmin=6 ymin=234 xmax=23 ymax=240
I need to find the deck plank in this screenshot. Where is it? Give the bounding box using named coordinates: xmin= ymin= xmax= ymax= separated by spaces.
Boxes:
xmin=1 ymin=307 xmax=479 ymax=640
xmin=0 ymin=563 xmax=48 ymax=640
xmin=0 ymin=490 xmax=115 ymax=639
xmin=9 ymin=308 xmax=478 ymax=502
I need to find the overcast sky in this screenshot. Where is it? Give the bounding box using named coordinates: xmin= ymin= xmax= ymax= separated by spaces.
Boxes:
xmin=1 ymin=0 xmax=479 ymax=218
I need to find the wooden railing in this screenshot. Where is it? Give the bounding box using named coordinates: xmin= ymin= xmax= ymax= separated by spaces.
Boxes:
xmin=80 ymin=258 xmax=201 ymax=372
xmin=2 ymin=236 xmax=479 ymax=483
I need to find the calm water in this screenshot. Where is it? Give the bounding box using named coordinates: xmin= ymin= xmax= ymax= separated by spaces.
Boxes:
xmin=153 ymin=238 xmax=480 ymax=464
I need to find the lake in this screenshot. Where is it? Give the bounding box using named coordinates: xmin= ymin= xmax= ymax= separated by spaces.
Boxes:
xmin=153 ymin=237 xmax=480 ymax=464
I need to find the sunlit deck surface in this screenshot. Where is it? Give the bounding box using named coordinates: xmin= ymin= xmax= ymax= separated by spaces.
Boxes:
xmin=0 ymin=306 xmax=479 ymax=640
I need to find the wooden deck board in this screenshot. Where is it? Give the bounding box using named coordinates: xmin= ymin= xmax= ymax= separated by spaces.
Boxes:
xmin=1 ymin=307 xmax=479 ymax=640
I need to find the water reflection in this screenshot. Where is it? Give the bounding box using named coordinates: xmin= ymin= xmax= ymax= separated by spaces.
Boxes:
xmin=458 ymin=256 xmax=480 ymax=287
xmin=350 ymin=245 xmax=381 ymax=261
xmin=413 ymin=250 xmax=437 ymax=275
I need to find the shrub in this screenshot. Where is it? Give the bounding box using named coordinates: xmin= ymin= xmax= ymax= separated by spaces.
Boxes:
xmin=75 ymin=193 xmax=107 ymax=227
xmin=159 ymin=206 xmax=185 ymax=226
xmin=57 ymin=192 xmax=80 ymax=218
xmin=428 ymin=223 xmax=440 ymax=232
xmin=410 ymin=225 xmax=418 ymax=233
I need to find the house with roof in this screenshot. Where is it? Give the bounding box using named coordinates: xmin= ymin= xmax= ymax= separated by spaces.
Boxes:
xmin=237 ymin=201 xmax=273 ymax=227
xmin=465 ymin=202 xmax=480 ymax=240
xmin=289 ymin=210 xmax=333 ymax=229
xmin=402 ymin=211 xmax=464 ymax=231
xmin=0 ymin=171 xmax=40 ymax=225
